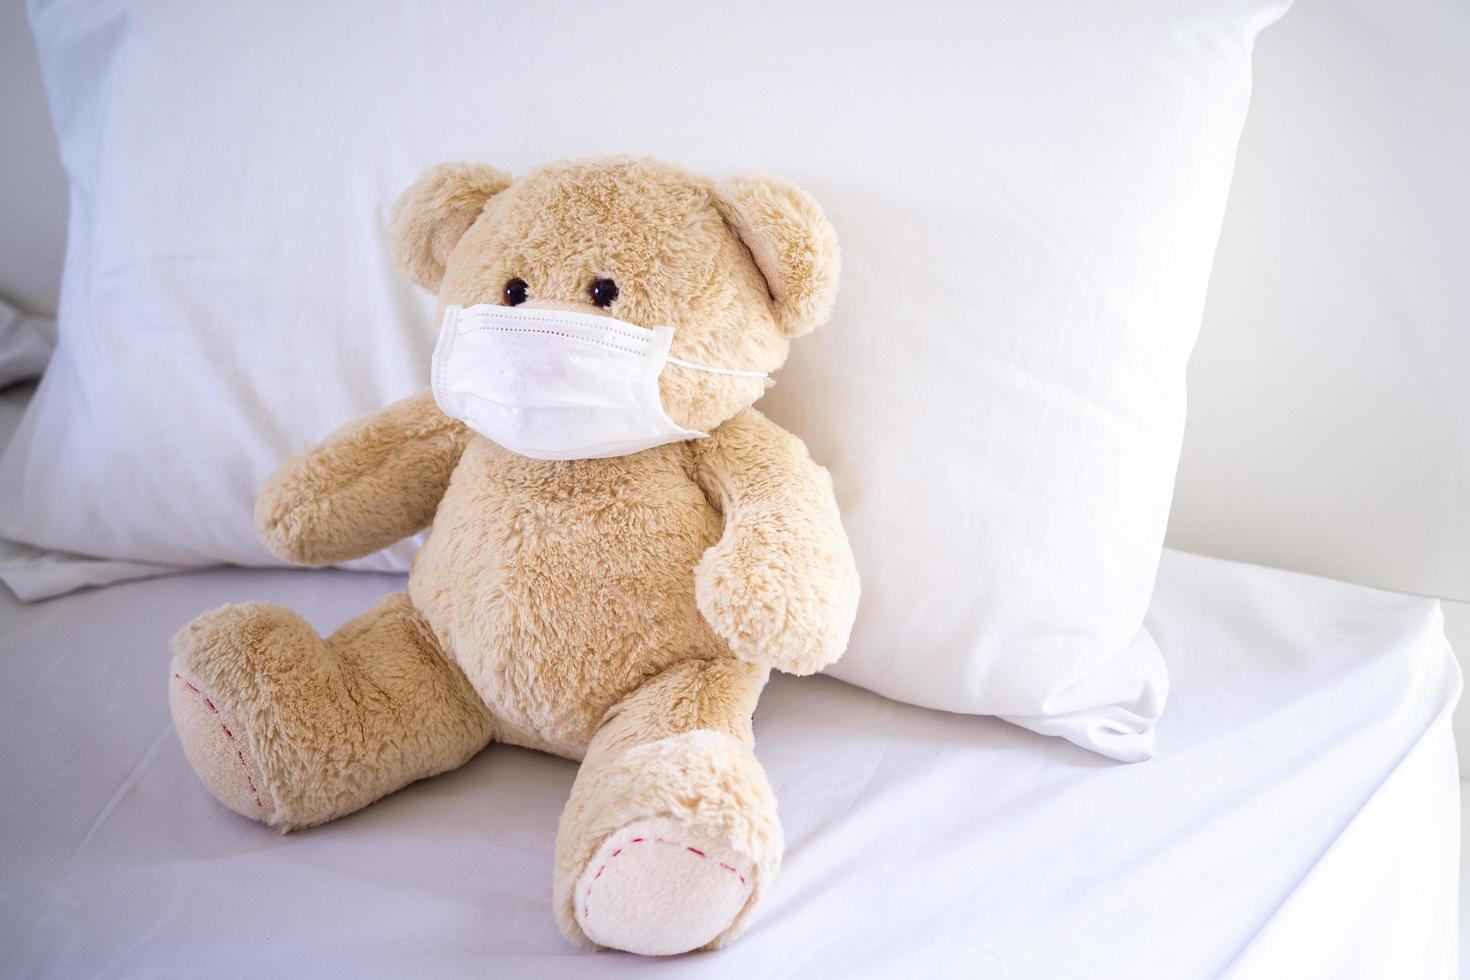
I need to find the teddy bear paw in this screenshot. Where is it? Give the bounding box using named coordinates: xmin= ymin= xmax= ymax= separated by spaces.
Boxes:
xmin=168 ymin=668 xmax=276 ymax=823
xmin=575 ymin=816 xmax=754 ymax=955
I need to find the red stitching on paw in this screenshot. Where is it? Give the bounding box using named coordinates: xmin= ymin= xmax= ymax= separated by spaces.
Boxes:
xmin=581 ymin=832 xmax=751 ymax=923
xmin=237 ymin=750 xmax=264 ymax=808
xmin=174 ymin=674 xmax=265 ymax=810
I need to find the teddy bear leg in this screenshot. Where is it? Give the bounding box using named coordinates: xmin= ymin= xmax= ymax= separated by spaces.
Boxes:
xmin=554 ymin=658 xmax=781 ymax=955
xmin=169 ymin=591 xmax=494 ymax=830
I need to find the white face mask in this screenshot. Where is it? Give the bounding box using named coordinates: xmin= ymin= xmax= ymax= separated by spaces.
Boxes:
xmin=431 ymin=303 xmax=769 ymax=461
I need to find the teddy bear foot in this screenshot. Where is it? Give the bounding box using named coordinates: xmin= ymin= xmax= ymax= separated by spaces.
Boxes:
xmin=574 ymin=815 xmax=754 ymax=956
xmin=168 ymin=667 xmax=276 ymax=823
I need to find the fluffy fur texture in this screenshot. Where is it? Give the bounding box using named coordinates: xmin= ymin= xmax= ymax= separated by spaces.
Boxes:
xmin=169 ymin=156 xmax=858 ymax=955
xmin=713 ymin=175 xmax=840 ymax=337
xmin=389 ymin=162 xmax=512 ymax=293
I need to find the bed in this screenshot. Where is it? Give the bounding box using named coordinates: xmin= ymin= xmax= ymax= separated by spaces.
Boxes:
xmin=1 ymin=490 xmax=1458 ymax=974
xmin=1 ymin=2 xmax=1465 ymax=973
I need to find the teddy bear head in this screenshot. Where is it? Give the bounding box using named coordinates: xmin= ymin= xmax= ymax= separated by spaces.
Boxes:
xmin=388 ymin=156 xmax=839 ymax=435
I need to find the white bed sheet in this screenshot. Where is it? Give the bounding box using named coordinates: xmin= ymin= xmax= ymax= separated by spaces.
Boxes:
xmin=0 ymin=550 xmax=1459 ymax=978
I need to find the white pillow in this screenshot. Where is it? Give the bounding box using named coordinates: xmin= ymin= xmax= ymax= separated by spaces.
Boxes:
xmin=4 ymin=0 xmax=1289 ymax=760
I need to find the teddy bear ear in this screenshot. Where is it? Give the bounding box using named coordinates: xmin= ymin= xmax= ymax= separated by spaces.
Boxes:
xmin=713 ymin=175 xmax=841 ymax=337
xmin=389 ymin=162 xmax=513 ymax=292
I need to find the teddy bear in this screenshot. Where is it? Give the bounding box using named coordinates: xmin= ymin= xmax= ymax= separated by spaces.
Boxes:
xmin=167 ymin=156 xmax=860 ymax=956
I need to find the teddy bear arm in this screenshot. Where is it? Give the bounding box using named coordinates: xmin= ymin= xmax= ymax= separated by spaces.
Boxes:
xmin=692 ymin=410 xmax=861 ymax=676
xmin=255 ymin=389 xmax=470 ymax=565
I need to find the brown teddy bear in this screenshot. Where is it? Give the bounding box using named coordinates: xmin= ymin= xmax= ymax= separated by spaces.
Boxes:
xmin=167 ymin=156 xmax=860 ymax=955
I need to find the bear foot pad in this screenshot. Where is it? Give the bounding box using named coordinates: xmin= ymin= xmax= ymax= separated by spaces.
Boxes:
xmin=576 ymin=815 xmax=753 ymax=955
xmin=169 ymin=670 xmax=275 ymax=823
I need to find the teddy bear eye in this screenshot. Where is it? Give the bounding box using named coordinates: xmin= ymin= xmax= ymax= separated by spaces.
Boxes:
xmin=503 ymin=278 xmax=528 ymax=307
xmin=589 ymin=278 xmax=619 ymax=308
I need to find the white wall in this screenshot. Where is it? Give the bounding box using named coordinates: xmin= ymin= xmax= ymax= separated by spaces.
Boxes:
xmin=0 ymin=0 xmax=67 ymax=315
xmin=1166 ymin=0 xmax=1470 ymax=609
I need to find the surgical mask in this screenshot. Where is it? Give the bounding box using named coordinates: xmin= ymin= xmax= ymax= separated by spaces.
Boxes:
xmin=431 ymin=303 xmax=769 ymax=461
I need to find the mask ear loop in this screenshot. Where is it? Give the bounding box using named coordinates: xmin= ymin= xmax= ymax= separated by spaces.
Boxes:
xmin=663 ymin=355 xmax=769 ymax=379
